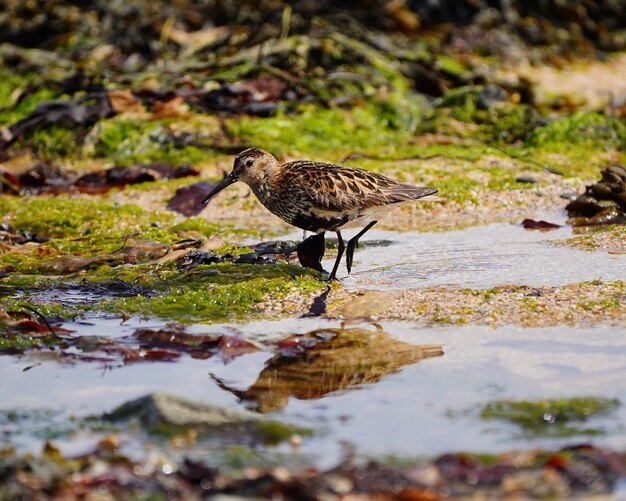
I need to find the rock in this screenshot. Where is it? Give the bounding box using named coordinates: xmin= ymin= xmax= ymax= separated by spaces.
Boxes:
xmin=566 ymin=166 xmax=626 ymax=225
xmin=590 ymin=182 xmax=612 ymax=198
xmin=104 ymin=393 xmax=310 ymax=444
xmin=105 ymin=392 xmax=260 ymax=429
xmin=515 ymin=175 xmax=537 ymax=184
xmin=607 ymin=165 xmax=626 ymax=180
xmin=477 ymin=84 xmax=509 ymax=110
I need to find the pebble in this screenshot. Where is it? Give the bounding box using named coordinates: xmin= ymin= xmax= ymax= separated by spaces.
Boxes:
xmin=515 ymin=175 xmax=537 ymax=184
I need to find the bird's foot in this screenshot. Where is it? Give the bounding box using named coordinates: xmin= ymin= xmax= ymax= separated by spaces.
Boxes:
xmin=323 ymin=270 xmax=340 ymax=282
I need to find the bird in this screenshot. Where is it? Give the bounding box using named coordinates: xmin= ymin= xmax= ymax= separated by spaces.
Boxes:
xmin=202 ymin=148 xmax=437 ymax=281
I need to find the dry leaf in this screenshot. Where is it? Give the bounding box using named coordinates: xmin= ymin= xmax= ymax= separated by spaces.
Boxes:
xmin=107 ymin=89 xmax=143 ymax=114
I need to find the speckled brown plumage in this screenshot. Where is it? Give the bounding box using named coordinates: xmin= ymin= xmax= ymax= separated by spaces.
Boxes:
xmin=202 ymin=148 xmax=437 ymax=280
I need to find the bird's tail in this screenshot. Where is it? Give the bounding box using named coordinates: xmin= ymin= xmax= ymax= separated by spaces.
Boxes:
xmin=385 ymin=185 xmax=438 ymax=204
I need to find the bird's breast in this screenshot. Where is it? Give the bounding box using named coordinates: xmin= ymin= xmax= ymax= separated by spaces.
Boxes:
xmin=249 ymin=177 xmax=358 ymax=232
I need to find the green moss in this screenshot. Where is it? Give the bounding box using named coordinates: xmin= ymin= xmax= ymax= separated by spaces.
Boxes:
xmin=2 ymin=300 xmax=83 ymax=320
xmin=0 ymin=71 xmax=57 ymax=127
xmin=93 ymin=118 xmax=209 ymax=166
xmin=564 ymin=225 xmax=626 ymax=249
xmin=1 ymin=259 xmax=324 ymax=324
xmin=205 ymin=444 xmax=310 ymax=471
xmin=0 ymin=332 xmax=56 ymax=351
xmin=481 ymin=397 xmax=620 ymax=437
xmin=435 ymin=55 xmax=472 ymax=79
xmin=256 ymin=420 xmax=313 ymax=445
xmin=0 ymin=195 xmax=176 ymax=263
xmin=16 ymin=125 xmax=83 ymax=158
xmin=0 ymin=196 xmax=251 ymax=274
xmin=527 ymin=112 xmax=626 ymax=150
xmin=489 ymin=105 xmax=539 ymax=143
xmin=228 ymin=103 xmax=409 ymax=157
xmin=427 ymin=85 xmax=539 ymax=143
xmin=0 ymin=196 xmax=166 ymax=239
xmin=104 ymin=263 xmax=322 ymax=322
xmin=434 ymin=86 xmax=484 ymax=123
xmin=578 ymin=297 xmax=622 ymax=311
xmin=172 ymin=217 xmax=256 ymax=239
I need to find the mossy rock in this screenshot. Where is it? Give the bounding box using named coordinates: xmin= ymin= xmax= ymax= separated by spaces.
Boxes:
xmin=431 ymin=84 xmax=539 ymax=143
xmin=481 ymin=396 xmax=620 ymax=437
xmin=527 ymin=112 xmax=626 ymax=150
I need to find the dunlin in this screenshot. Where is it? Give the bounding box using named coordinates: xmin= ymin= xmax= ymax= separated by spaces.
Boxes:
xmin=202 ymin=148 xmax=437 ymax=280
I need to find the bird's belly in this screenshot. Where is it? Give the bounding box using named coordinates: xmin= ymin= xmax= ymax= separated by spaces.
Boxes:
xmin=288 ymin=212 xmax=352 ymax=233
xmin=256 ymin=188 xmax=374 ymax=232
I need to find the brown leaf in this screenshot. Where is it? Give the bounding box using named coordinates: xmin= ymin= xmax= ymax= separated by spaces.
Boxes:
xmin=133 ymin=326 xmax=219 ymax=353
xmin=167 ymin=26 xmax=230 ymax=49
xmin=217 ymin=335 xmax=261 ymax=364
xmin=168 ymin=181 xmax=216 ymax=216
xmin=43 ymin=254 xmax=118 ymax=273
xmin=521 ymin=219 xmax=562 ymax=230
xmin=150 ymin=96 xmax=190 ymax=119
xmin=107 ymin=89 xmax=143 ymax=114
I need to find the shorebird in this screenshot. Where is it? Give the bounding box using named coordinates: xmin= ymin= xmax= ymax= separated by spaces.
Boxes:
xmin=202 ymin=148 xmax=437 ymax=280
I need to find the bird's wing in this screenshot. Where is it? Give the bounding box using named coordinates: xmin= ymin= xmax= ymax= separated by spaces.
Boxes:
xmin=281 ymin=161 xmax=437 ymax=212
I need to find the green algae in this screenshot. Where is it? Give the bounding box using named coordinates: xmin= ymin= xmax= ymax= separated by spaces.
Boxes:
xmin=0 ymin=261 xmax=323 ymax=324
xmin=425 ymin=85 xmax=539 ymax=143
xmin=103 ymin=263 xmax=322 ymax=322
xmin=93 ymin=118 xmax=211 ymax=166
xmin=0 ymin=196 xmax=247 ymax=273
xmin=0 ymin=71 xmax=57 ymax=127
xmin=481 ymin=397 xmax=620 ymax=438
xmin=1 ymin=299 xmax=85 ymax=322
xmin=216 ymin=444 xmax=307 ymax=470
xmin=0 ymin=332 xmax=58 ymax=352
xmin=0 ymin=196 xmax=173 ymax=240
xmin=3 ymin=77 xmax=621 ymax=206
xmin=0 ymin=193 xmax=323 ymax=323
xmin=0 ymin=408 xmax=92 ymax=444
xmin=15 ymin=125 xmax=83 ymax=159
xmin=564 ymin=225 xmax=626 ymax=249
xmin=527 ymin=112 xmax=626 ymax=150
xmin=249 ymin=420 xmax=313 ymax=445
xmin=228 ymin=103 xmax=409 ymax=157
xmin=147 ymin=418 xmax=312 ymax=446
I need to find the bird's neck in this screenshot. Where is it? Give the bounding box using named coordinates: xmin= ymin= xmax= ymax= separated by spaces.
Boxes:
xmin=244 ymin=171 xmax=274 ymax=205
xmin=245 ymin=163 xmax=280 ymax=202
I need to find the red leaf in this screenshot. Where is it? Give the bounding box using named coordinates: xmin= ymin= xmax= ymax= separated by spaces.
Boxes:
xmin=521 ymin=219 xmax=561 ymax=230
xmin=217 ymin=335 xmax=259 ymax=363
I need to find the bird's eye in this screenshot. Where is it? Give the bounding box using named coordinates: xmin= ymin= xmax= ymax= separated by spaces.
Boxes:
xmin=245 ymin=159 xmax=254 ymax=167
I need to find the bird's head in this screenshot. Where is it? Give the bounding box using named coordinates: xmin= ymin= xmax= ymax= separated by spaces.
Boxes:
xmin=202 ymin=148 xmax=277 ymax=205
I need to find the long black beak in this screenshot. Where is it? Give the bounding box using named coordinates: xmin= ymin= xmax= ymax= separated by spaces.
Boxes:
xmin=202 ymin=174 xmax=237 ymax=204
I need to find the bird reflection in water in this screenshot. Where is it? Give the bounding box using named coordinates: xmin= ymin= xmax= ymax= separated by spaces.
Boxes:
xmin=210 ymin=324 xmax=443 ymax=413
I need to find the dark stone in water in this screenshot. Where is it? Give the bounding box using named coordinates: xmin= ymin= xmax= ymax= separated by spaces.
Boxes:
xmin=521 ymin=219 xmax=561 ymax=230
xmin=516 ymin=175 xmax=537 ymax=184
xmin=565 ymin=165 xmax=626 ymax=226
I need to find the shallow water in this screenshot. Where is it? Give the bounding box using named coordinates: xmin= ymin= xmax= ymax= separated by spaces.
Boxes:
xmin=2 ymin=212 xmax=626 ymax=466
xmin=2 ymin=317 xmax=626 ymax=467
xmin=321 ymin=212 xmax=626 ymax=289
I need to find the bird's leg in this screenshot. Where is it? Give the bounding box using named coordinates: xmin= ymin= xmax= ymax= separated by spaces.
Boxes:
xmin=346 ymin=220 xmax=377 ymax=275
xmin=296 ymin=232 xmax=326 ymax=273
xmin=327 ymin=231 xmax=345 ymax=281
